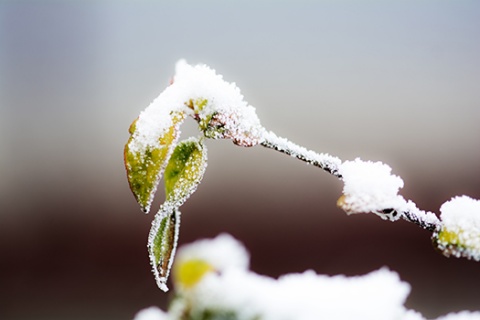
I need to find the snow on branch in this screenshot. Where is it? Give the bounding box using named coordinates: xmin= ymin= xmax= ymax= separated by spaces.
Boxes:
xmin=336 ymin=158 xmax=441 ymax=230
xmin=337 ymin=158 xmax=406 ymax=218
xmin=261 ymin=130 xmax=343 ymax=177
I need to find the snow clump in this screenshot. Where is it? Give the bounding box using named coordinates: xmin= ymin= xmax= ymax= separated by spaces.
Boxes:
xmin=338 ymin=158 xmax=406 ymax=220
xmin=134 ymin=234 xmax=480 ymax=320
xmin=128 ymin=60 xmax=264 ymax=154
xmin=437 ymin=196 xmax=480 ymax=260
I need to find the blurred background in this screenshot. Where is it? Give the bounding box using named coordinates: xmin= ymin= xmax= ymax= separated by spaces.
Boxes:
xmin=1 ymin=1 xmax=480 ymax=319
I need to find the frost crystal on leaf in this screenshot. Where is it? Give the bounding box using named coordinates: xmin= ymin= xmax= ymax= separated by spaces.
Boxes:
xmin=148 ymin=205 xmax=181 ymax=292
xmin=125 ymin=112 xmax=185 ymax=213
xmin=145 ymin=137 xmax=208 ymax=292
xmin=164 ymin=137 xmax=208 ymax=207
xmin=435 ymin=196 xmax=480 ymax=261
xmin=338 ymin=158 xmax=406 ymax=220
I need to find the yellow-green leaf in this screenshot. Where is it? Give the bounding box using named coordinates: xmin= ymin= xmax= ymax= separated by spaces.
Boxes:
xmin=124 ymin=112 xmax=185 ymax=213
xmin=164 ymin=137 xmax=207 ymax=206
xmin=146 ymin=138 xmax=207 ymax=292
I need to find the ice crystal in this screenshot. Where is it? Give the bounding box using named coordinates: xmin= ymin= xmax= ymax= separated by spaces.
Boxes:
xmin=435 ymin=196 xmax=480 ymax=260
xmin=338 ymin=158 xmax=406 ymax=219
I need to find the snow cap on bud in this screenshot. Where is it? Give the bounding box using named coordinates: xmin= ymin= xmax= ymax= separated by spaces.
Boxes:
xmin=338 ymin=158 xmax=406 ymax=221
xmin=434 ymin=196 xmax=480 ymax=261
xmin=175 ymin=60 xmax=264 ymax=147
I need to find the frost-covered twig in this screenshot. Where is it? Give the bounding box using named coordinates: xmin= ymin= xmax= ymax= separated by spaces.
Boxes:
xmin=403 ymin=209 xmax=440 ymax=232
xmin=260 ymin=130 xmax=343 ymax=178
xmin=124 ymin=60 xmax=480 ymax=292
xmin=261 ymin=134 xmax=479 ymax=261
xmin=261 ymin=131 xmax=441 ymax=231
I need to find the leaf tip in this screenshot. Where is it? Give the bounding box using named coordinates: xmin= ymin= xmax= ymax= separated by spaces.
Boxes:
xmin=157 ymin=279 xmax=169 ymax=292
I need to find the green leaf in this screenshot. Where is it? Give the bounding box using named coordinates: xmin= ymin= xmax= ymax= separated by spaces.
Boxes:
xmin=124 ymin=112 xmax=185 ymax=213
xmin=148 ymin=204 xmax=180 ymax=292
xmin=146 ymin=138 xmax=207 ymax=291
xmin=164 ymin=137 xmax=208 ymax=206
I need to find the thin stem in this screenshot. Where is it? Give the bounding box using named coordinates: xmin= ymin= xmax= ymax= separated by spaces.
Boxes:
xmin=402 ymin=210 xmax=440 ymax=232
xmin=260 ymin=130 xmax=442 ymax=233
xmin=260 ymin=130 xmax=343 ymax=178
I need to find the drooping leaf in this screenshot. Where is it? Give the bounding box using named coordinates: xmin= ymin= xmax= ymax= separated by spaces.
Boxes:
xmin=124 ymin=112 xmax=185 ymax=213
xmin=164 ymin=137 xmax=208 ymax=206
xmin=146 ymin=138 xmax=208 ymax=291
xmin=148 ymin=204 xmax=180 ymax=292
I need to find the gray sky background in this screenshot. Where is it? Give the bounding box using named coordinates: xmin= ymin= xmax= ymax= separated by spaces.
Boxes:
xmin=1 ymin=1 xmax=480 ymax=319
